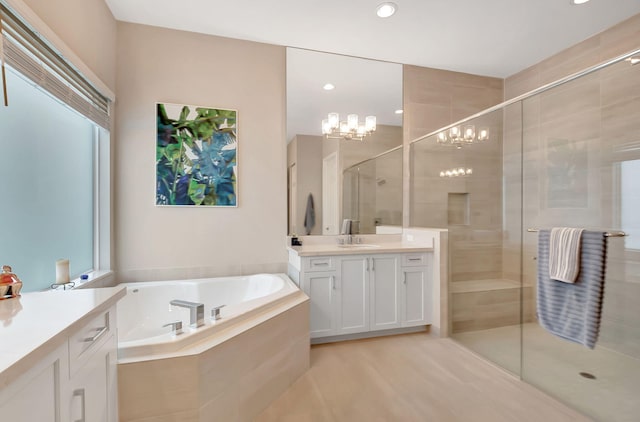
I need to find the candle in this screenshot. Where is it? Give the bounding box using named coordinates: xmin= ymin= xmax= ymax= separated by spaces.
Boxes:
xmin=55 ymin=259 xmax=70 ymax=285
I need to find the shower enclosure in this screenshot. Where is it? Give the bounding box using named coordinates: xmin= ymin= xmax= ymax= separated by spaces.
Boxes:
xmin=410 ymin=48 xmax=640 ymax=421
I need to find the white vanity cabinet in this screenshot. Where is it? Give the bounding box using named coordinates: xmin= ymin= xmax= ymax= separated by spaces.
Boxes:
xmin=369 ymin=255 xmax=402 ymax=331
xmin=400 ymin=253 xmax=433 ymax=327
xmin=0 ymin=287 xmax=125 ymax=422
xmin=336 ymin=255 xmax=370 ymax=335
xmin=301 ymin=256 xmax=338 ymax=337
xmin=65 ymin=308 xmax=118 ymax=422
xmin=296 ymin=251 xmax=431 ymax=340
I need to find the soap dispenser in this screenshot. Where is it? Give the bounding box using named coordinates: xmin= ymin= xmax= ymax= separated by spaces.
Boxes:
xmin=0 ymin=265 xmax=23 ymax=299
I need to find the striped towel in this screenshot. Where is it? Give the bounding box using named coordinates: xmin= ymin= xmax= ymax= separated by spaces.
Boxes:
xmin=537 ymin=230 xmax=607 ymax=349
xmin=549 ymin=227 xmax=584 ymax=283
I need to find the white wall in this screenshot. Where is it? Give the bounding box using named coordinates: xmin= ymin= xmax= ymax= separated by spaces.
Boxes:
xmin=115 ymin=23 xmax=287 ymax=281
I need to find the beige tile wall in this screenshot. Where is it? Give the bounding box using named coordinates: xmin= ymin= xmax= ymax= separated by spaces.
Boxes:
xmin=118 ymin=300 xmax=309 ymax=422
xmin=503 ymin=13 xmax=640 ymax=344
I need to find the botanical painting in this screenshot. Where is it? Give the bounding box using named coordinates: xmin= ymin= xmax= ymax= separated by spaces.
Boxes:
xmin=156 ymin=103 xmax=237 ymax=206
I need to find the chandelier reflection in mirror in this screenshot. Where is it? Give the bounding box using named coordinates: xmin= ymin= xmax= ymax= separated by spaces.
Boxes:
xmin=440 ymin=167 xmax=473 ymax=178
xmin=322 ymin=113 xmax=376 ymax=141
xmin=436 ymin=125 xmax=489 ymax=148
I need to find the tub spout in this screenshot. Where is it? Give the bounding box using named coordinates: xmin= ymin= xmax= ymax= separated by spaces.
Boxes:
xmin=170 ymin=300 xmax=205 ymax=328
xmin=162 ymin=321 xmax=183 ymax=335
xmin=211 ymin=305 xmax=225 ymax=321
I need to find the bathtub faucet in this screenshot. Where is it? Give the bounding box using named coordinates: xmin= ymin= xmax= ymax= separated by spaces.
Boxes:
xmin=170 ymin=300 xmax=205 ymax=328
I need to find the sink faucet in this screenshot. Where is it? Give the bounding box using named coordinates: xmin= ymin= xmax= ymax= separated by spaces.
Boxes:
xmin=170 ymin=300 xmax=205 ymax=328
xmin=346 ymin=234 xmax=353 ymax=244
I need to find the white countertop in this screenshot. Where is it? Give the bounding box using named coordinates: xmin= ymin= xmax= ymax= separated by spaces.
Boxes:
xmin=0 ymin=286 xmax=126 ymax=389
xmin=287 ymin=242 xmax=433 ymax=257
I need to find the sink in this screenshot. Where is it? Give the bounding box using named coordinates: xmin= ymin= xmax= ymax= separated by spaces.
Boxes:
xmin=337 ymin=244 xmax=381 ymax=249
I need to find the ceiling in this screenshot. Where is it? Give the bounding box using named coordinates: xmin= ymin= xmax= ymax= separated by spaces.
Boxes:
xmin=105 ymin=0 xmax=640 ymax=78
xmin=105 ymin=0 xmax=640 ymax=140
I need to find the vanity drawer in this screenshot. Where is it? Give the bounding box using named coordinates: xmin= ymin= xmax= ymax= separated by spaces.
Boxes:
xmin=69 ymin=308 xmax=114 ymax=376
xmin=303 ymin=256 xmax=336 ymax=272
xmin=402 ymin=253 xmax=428 ymax=267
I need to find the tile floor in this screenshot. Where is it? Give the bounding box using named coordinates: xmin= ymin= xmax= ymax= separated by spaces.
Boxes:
xmin=257 ymin=332 xmax=590 ymax=421
xmin=455 ymin=323 xmax=640 ymax=422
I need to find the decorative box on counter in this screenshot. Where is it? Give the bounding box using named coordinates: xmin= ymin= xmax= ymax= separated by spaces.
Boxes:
xmin=0 ymin=265 xmax=23 ymax=299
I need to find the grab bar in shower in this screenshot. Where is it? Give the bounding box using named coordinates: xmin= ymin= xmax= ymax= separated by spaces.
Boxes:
xmin=527 ymin=228 xmax=627 ymax=238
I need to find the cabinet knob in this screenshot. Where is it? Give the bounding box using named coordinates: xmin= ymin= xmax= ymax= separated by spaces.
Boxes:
xmin=331 ymin=275 xmax=336 ymax=290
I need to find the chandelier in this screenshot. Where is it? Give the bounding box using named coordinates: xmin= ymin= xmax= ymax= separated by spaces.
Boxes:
xmin=440 ymin=167 xmax=473 ymax=178
xmin=322 ymin=113 xmax=376 ymax=141
xmin=436 ymin=125 xmax=489 ymax=148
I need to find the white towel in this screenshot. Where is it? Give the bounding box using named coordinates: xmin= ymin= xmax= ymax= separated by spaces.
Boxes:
xmin=549 ymin=227 xmax=584 ymax=283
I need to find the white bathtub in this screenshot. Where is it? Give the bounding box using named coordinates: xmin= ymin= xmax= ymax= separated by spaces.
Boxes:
xmin=117 ymin=273 xmax=303 ymax=361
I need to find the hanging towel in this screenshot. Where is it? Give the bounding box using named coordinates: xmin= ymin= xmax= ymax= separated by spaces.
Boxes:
xmin=537 ymin=230 xmax=607 ymax=349
xmin=549 ymin=227 xmax=584 ymax=283
xmin=303 ymin=193 xmax=315 ymax=235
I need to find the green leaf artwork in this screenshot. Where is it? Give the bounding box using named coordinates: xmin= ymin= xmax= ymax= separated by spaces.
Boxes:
xmin=156 ymin=103 xmax=237 ymax=206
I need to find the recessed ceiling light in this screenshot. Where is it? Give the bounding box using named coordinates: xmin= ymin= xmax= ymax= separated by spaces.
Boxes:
xmin=570 ymin=0 xmax=590 ymax=4
xmin=376 ymin=2 xmax=397 ymax=18
xmin=395 ymin=109 xmax=403 ymax=114
xmin=323 ymin=83 xmax=335 ymax=91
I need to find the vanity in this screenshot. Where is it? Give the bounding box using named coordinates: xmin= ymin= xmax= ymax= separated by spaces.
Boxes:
xmin=288 ymin=234 xmax=437 ymax=343
xmin=0 ymin=286 xmax=126 ymax=421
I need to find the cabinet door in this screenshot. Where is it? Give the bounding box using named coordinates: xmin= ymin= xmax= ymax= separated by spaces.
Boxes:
xmin=402 ymin=267 xmax=432 ymax=327
xmin=66 ymin=334 xmax=118 ymax=422
xmin=0 ymin=344 xmax=66 ymax=422
xmin=302 ymin=272 xmax=338 ymax=338
xmin=370 ymin=255 xmax=402 ymax=331
xmin=337 ymin=256 xmax=369 ymax=335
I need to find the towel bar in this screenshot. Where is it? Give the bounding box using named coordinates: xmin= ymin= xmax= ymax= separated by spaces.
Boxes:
xmin=527 ymin=228 xmax=627 ymax=237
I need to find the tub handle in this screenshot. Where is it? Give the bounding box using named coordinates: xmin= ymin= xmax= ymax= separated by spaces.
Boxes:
xmin=163 ymin=321 xmax=183 ymax=335
xmin=211 ymin=305 xmax=225 ymax=321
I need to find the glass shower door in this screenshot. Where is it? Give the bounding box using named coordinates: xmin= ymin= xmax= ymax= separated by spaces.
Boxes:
xmin=520 ymin=56 xmax=640 ymax=422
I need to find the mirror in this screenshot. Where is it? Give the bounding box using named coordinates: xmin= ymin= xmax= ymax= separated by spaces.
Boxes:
xmin=286 ymin=48 xmax=403 ymax=236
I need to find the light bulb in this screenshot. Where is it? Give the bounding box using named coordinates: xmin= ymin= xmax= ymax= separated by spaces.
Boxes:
xmin=322 ymin=119 xmax=330 ymax=135
xmin=365 ymin=115 xmax=377 ymax=132
xmin=328 ymin=113 xmax=339 ymax=129
xmin=463 ymin=125 xmax=475 ymax=141
xmin=376 ymin=2 xmax=397 ymax=18
xmin=440 ymin=171 xmax=445 ymax=177
xmin=437 ymin=132 xmax=447 ymax=143
xmin=478 ymin=128 xmax=489 ymax=141
xmin=449 ymin=126 xmax=461 ymax=140
xmin=347 ymin=114 xmax=359 ymax=131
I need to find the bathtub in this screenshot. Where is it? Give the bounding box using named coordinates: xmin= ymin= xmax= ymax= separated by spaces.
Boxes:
xmin=117 ymin=273 xmax=310 ymax=421
xmin=117 ymin=273 xmax=305 ymax=361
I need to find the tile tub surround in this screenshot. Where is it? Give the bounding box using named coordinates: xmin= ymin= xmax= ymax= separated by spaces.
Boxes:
xmin=118 ymin=299 xmax=309 ymax=421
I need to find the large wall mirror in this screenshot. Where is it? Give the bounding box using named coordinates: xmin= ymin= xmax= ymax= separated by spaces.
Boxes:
xmin=286 ymin=48 xmax=403 ymax=236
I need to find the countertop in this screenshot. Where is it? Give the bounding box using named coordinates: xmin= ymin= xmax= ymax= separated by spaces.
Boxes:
xmin=0 ymin=286 xmax=126 ymax=389
xmin=287 ymin=242 xmax=433 ymax=257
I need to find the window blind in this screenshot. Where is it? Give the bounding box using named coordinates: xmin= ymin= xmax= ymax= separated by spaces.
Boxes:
xmin=0 ymin=2 xmax=111 ymax=129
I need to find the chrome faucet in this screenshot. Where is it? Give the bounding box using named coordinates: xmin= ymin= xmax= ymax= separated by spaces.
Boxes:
xmin=170 ymin=300 xmax=205 ymax=328
xmin=162 ymin=320 xmax=183 ymax=335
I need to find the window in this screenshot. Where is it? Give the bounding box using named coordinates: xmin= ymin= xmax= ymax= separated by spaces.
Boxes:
xmin=0 ymin=69 xmax=101 ymax=291
xmin=621 ymin=160 xmax=640 ymax=250
xmin=0 ymin=2 xmax=111 ymax=291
